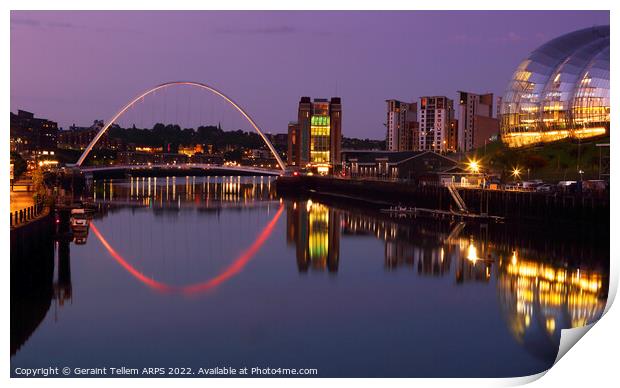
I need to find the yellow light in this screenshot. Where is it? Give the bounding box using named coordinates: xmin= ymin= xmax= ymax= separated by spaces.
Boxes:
xmin=546 ymin=317 xmax=556 ymax=334
xmin=467 ymin=158 xmax=480 ymax=174
xmin=466 ymin=242 xmax=478 ymax=263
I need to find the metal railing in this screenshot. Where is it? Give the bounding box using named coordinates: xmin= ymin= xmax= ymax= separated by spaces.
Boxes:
xmin=447 ymin=184 xmax=469 ymax=213
xmin=10 ymin=201 xmax=46 ymax=228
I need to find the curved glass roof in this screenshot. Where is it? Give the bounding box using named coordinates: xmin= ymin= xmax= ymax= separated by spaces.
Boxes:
xmin=500 ymin=26 xmax=609 ymax=147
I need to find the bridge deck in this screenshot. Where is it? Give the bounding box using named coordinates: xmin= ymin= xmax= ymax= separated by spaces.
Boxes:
xmin=79 ymin=163 xmax=282 ymax=176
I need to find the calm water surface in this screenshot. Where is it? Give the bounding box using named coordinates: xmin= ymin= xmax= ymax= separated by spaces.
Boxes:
xmin=11 ymin=176 xmax=609 ymax=377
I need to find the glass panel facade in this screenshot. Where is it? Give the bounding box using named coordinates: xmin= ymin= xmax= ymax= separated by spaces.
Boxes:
xmin=310 ymin=115 xmax=330 ymax=163
xmin=500 ymin=26 xmax=609 ymax=147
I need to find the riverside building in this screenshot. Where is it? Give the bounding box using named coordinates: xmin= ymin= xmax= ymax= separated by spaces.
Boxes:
xmin=287 ymin=97 xmax=342 ymax=173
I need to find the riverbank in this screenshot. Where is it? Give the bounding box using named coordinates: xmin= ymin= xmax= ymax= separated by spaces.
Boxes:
xmin=10 ymin=206 xmax=55 ymax=356
xmin=278 ymin=189 xmax=609 ymax=270
xmin=275 ymin=175 xmax=609 ymax=223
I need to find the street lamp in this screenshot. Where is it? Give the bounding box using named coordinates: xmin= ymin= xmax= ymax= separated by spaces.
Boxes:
xmin=467 ymin=158 xmax=480 ymax=174
xmin=511 ymin=166 xmax=521 ymax=181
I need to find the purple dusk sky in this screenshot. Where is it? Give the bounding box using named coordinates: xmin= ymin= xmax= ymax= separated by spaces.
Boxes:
xmin=11 ymin=10 xmax=609 ymax=139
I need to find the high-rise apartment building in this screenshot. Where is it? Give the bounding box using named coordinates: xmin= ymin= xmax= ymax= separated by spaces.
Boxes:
xmin=288 ymin=97 xmax=342 ymax=171
xmin=457 ymin=91 xmax=495 ymax=152
xmin=418 ymin=96 xmax=454 ymax=152
xmin=385 ymin=100 xmax=418 ymax=151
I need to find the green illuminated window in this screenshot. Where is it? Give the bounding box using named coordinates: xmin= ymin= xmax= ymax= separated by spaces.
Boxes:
xmin=310 ymin=115 xmax=331 ymax=163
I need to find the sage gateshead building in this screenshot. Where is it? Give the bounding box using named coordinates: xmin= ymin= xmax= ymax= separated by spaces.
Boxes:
xmin=499 ymin=25 xmax=609 ymax=148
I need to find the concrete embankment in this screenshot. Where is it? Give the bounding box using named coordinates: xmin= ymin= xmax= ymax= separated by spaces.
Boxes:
xmin=11 ymin=207 xmax=55 ymax=355
xmin=275 ymin=176 xmax=609 ymax=223
xmin=11 ymin=206 xmax=54 ymax=264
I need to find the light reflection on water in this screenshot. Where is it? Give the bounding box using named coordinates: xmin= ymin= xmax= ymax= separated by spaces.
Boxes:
xmin=11 ymin=176 xmax=608 ymax=377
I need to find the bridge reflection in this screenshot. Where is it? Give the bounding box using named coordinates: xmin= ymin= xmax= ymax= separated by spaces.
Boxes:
xmin=285 ymin=198 xmax=608 ymax=360
xmin=91 ymin=175 xmax=277 ymax=210
xmin=89 ymin=175 xmax=284 ymax=295
xmin=12 ymin=177 xmax=607 ymax=364
xmin=89 ymin=204 xmax=284 ymax=295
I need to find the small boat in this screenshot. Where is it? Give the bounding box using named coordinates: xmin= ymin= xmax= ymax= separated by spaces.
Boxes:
xmin=70 ymin=208 xmax=89 ymax=229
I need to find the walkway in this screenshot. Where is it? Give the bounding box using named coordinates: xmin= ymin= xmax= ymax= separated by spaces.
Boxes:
xmin=10 ymin=189 xmax=34 ymax=213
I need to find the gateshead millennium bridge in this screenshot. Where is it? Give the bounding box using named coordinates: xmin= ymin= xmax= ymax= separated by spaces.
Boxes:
xmin=74 ymin=81 xmax=286 ymax=173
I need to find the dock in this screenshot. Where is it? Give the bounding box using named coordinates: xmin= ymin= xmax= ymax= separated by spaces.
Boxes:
xmin=380 ymin=206 xmax=504 ymax=222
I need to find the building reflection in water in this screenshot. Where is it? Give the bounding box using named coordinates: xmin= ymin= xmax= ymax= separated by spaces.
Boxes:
xmin=497 ymin=252 xmax=606 ymax=360
xmin=286 ymin=200 xmax=340 ymax=272
xmin=11 ymin=230 xmax=73 ymax=356
xmin=285 ymin=198 xmax=608 ymax=359
xmin=55 ymin=239 xmax=73 ymax=307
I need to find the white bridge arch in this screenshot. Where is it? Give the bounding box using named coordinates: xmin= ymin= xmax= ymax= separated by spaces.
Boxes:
xmin=75 ymin=81 xmax=286 ymax=171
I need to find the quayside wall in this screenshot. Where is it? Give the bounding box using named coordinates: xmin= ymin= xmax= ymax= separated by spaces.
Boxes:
xmin=276 ymin=176 xmax=609 ymax=223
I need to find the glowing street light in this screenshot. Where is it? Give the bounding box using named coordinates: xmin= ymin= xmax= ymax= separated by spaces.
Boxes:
xmin=467 ymin=158 xmax=481 ymax=174
xmin=511 ymin=166 xmax=522 ymax=180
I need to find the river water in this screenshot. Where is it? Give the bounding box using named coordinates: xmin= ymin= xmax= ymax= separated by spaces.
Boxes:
xmin=11 ymin=175 xmax=609 ymax=377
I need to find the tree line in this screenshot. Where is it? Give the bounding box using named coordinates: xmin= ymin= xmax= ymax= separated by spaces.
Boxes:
xmin=107 ymin=123 xmax=269 ymax=152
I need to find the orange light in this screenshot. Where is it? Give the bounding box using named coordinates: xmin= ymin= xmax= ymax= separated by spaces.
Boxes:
xmin=467 ymin=158 xmax=481 ymax=174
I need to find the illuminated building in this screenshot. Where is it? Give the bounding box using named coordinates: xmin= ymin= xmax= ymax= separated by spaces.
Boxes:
xmin=134 ymin=146 xmax=163 ymax=153
xmin=57 ymin=120 xmax=121 ymax=151
xmin=418 ymin=96 xmax=454 ymax=152
xmin=341 ymin=150 xmax=457 ymax=180
xmin=10 ymin=110 xmax=58 ymax=154
xmin=178 ymin=144 xmax=204 ymax=157
xmin=457 ymin=92 xmax=498 ymax=152
xmin=386 ymin=100 xmax=418 ymax=151
xmin=288 ymin=97 xmax=342 ymax=171
xmin=117 ymin=151 xmax=188 ymax=165
xmin=286 ymin=200 xmax=340 ymax=272
xmin=500 ymin=26 xmax=609 ymax=148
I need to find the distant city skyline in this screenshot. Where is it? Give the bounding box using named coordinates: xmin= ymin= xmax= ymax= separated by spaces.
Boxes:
xmin=11 ymin=10 xmax=609 ymax=139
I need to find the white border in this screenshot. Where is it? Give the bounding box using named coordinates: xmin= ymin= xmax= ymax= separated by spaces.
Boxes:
xmin=3 ymin=2 xmax=617 ymax=387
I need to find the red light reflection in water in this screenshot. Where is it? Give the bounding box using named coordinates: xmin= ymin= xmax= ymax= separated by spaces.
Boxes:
xmin=89 ymin=204 xmax=284 ymax=295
